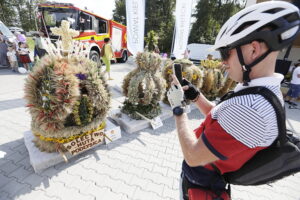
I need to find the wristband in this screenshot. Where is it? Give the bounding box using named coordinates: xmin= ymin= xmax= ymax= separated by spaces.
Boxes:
xmin=191 ymin=94 xmax=200 ymax=102
xmin=173 ymin=106 xmax=184 ymax=116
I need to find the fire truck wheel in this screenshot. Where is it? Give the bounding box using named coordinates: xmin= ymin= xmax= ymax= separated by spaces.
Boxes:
xmin=119 ymin=51 xmax=128 ymax=63
xmin=90 ymin=50 xmax=102 ymax=68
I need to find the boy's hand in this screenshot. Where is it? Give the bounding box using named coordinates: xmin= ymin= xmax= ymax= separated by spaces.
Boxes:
xmin=181 ymin=79 xmax=200 ymax=101
xmin=167 ymin=75 xmax=185 ymax=109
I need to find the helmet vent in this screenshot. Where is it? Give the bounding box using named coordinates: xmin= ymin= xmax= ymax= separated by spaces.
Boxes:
xmin=219 ymin=27 xmax=227 ymax=39
xmin=232 ymin=21 xmax=258 ymax=35
xmin=237 ymin=10 xmax=254 ymax=21
xmin=263 ymin=8 xmax=284 ymax=14
xmin=284 ymin=12 xmax=299 ymax=23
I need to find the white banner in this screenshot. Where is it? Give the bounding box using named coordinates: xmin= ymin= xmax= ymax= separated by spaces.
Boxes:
xmin=126 ymin=0 xmax=145 ymax=56
xmin=245 ymin=0 xmax=257 ymax=7
xmin=172 ymin=0 xmax=193 ymax=59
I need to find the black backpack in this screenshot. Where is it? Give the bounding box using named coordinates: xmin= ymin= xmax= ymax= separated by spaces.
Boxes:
xmin=213 ymin=86 xmax=300 ymax=186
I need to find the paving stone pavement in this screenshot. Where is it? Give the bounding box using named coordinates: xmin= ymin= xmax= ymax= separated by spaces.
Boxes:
xmin=0 ymin=64 xmax=300 ymax=200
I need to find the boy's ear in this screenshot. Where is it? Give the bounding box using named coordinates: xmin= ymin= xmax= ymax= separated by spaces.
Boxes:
xmin=250 ymin=41 xmax=263 ymax=60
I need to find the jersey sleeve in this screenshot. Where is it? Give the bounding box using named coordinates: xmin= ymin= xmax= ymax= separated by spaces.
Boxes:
xmin=217 ymin=103 xmax=275 ymax=148
xmin=202 ymin=118 xmax=251 ymax=160
xmin=203 ymin=102 xmax=276 ymax=160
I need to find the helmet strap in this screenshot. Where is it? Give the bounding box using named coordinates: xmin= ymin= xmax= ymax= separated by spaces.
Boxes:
xmin=236 ymin=46 xmax=272 ymax=86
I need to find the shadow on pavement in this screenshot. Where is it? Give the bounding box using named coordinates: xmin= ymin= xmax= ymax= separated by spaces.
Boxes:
xmin=0 ymin=69 xmax=28 ymax=76
xmin=0 ymin=98 xmax=26 ymax=111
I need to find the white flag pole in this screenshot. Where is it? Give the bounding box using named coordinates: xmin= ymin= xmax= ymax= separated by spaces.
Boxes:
xmin=170 ymin=25 xmax=176 ymax=58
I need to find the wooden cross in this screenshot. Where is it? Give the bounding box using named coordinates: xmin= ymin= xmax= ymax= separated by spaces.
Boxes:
xmin=51 ymin=20 xmax=79 ymax=52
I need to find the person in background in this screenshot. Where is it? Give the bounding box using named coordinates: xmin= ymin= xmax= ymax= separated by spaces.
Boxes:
xmin=79 ymin=12 xmax=85 ymax=32
xmin=34 ymin=31 xmax=47 ymax=59
xmin=14 ymin=32 xmax=26 ymax=44
xmin=16 ymin=42 xmax=24 ymax=69
xmin=18 ymin=42 xmax=31 ymax=71
xmin=101 ymin=38 xmax=115 ymax=80
xmin=285 ymin=61 xmax=300 ymax=106
xmin=207 ymin=54 xmax=213 ymax=60
xmin=7 ymin=46 xmax=18 ymax=72
xmin=0 ymin=38 xmax=9 ymax=67
xmin=32 ymin=33 xmax=38 ymax=61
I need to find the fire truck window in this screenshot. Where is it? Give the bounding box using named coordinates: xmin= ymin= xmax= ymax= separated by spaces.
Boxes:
xmin=99 ymin=20 xmax=107 ymax=34
xmin=79 ymin=12 xmax=85 ymax=31
xmin=86 ymin=16 xmax=92 ymax=30
xmin=67 ymin=14 xmax=75 ymax=25
xmin=43 ymin=9 xmax=77 ymax=30
xmin=79 ymin=13 xmax=92 ymax=31
xmin=44 ymin=11 xmax=56 ymax=27
xmin=94 ymin=19 xmax=98 ymax=33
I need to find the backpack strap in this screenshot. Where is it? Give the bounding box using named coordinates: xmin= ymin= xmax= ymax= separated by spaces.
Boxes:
xmin=218 ymin=86 xmax=287 ymax=146
xmin=211 ymin=87 xmax=288 ymax=185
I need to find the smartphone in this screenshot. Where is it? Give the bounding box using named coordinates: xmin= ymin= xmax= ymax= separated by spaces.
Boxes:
xmin=173 ymin=63 xmax=183 ymax=85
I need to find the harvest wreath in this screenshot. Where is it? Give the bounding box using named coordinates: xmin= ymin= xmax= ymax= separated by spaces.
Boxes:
xmin=24 ymin=20 xmax=111 ymax=152
xmin=122 ymin=52 xmax=166 ymax=120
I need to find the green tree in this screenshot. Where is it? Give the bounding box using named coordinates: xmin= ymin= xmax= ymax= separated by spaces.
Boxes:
xmin=16 ymin=0 xmax=46 ymax=31
xmin=23 ymin=0 xmax=36 ymax=31
xmin=14 ymin=0 xmax=34 ymax=31
xmin=0 ymin=0 xmax=17 ymax=25
xmin=0 ymin=0 xmax=46 ymax=31
xmin=189 ymin=0 xmax=246 ymax=44
xmin=145 ymin=30 xmax=159 ymax=51
xmin=113 ymin=0 xmax=126 ymax=25
xmin=145 ymin=0 xmax=175 ymax=54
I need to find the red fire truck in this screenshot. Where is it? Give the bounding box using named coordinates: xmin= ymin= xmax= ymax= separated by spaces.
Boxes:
xmin=37 ymin=2 xmax=128 ymax=66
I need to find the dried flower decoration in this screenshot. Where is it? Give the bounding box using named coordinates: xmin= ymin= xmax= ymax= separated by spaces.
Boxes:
xmin=24 ymin=20 xmax=111 ymax=152
xmin=122 ymin=52 xmax=166 ymax=120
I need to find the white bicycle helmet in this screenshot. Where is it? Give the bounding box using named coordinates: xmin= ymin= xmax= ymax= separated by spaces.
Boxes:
xmin=212 ymin=1 xmax=300 ymax=85
xmin=213 ymin=1 xmax=300 ymax=51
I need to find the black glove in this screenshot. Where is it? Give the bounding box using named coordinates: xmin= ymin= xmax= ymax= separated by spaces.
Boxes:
xmin=182 ymin=79 xmax=200 ymax=101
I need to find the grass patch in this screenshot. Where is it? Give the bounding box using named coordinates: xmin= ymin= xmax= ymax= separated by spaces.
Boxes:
xmin=26 ymin=37 xmax=34 ymax=51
